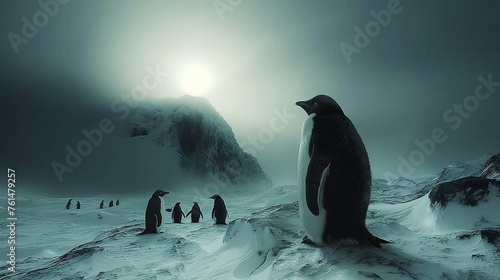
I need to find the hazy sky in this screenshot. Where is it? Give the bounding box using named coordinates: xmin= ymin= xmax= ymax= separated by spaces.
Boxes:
xmin=1 ymin=0 xmax=499 ymax=191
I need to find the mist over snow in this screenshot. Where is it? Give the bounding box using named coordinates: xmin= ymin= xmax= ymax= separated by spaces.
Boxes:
xmin=4 ymin=95 xmax=272 ymax=196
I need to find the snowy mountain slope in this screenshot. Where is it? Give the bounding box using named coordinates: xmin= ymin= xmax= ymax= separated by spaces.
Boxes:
xmin=2 ymin=153 xmax=500 ymax=280
xmin=433 ymin=154 xmax=493 ymax=185
xmin=126 ymin=95 xmax=272 ymax=188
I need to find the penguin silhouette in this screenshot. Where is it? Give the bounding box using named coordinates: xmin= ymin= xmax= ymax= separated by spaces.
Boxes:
xmin=210 ymin=195 xmax=228 ymax=225
xmin=186 ymin=202 xmax=204 ymax=223
xmin=172 ymin=202 xmax=186 ymax=223
xmin=65 ymin=199 xmax=72 ymax=210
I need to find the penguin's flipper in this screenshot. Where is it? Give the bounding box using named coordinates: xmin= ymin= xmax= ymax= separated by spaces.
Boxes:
xmin=305 ymin=144 xmax=330 ymax=216
xmin=186 ymin=210 xmax=192 ymax=217
xmin=155 ymin=212 xmax=162 ymax=227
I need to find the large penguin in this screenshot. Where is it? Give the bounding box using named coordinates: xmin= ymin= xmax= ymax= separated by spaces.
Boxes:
xmin=138 ymin=190 xmax=169 ymax=235
xmin=172 ymin=202 xmax=185 ymax=223
xmin=210 ymin=194 xmax=228 ymax=225
xmin=186 ymin=202 xmax=204 ymax=223
xmin=296 ymin=95 xmax=388 ymax=247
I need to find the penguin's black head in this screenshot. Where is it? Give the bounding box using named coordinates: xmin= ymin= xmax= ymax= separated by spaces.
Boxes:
xmin=153 ymin=190 xmax=169 ymax=197
xmin=209 ymin=194 xmax=221 ymax=200
xmin=175 ymin=202 xmax=181 ymax=206
xmin=193 ymin=202 xmax=198 ymax=205
xmin=296 ymin=95 xmax=344 ymax=116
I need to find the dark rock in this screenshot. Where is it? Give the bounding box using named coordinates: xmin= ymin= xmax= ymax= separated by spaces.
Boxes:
xmin=358 ymin=271 xmax=383 ymax=279
xmin=428 ymin=176 xmax=500 ymax=208
xmin=130 ymin=126 xmax=149 ymax=137
xmin=457 ymin=227 xmax=500 ymax=251
xmin=480 ymin=153 xmax=500 ymax=179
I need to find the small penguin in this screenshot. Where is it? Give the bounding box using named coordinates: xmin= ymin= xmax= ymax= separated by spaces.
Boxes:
xmin=139 ymin=190 xmax=169 ymax=235
xmin=296 ymin=95 xmax=389 ymax=247
xmin=76 ymin=201 xmax=81 ymax=209
xmin=109 ymin=200 xmax=114 ymax=208
xmin=116 ymin=199 xmax=120 ymax=206
xmin=172 ymin=202 xmax=185 ymax=223
xmin=100 ymin=200 xmax=104 ymax=209
xmin=210 ymin=194 xmax=228 ymax=225
xmin=65 ymin=199 xmax=72 ymax=210
xmin=186 ymin=202 xmax=204 ymax=223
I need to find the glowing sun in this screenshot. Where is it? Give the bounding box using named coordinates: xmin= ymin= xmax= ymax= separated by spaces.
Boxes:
xmin=182 ymin=64 xmax=212 ymax=96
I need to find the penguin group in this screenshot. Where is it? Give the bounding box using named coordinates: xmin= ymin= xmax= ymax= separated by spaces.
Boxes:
xmin=65 ymin=199 xmax=80 ymax=210
xmin=138 ymin=191 xmax=228 ymax=235
xmin=65 ymin=198 xmax=120 ymax=209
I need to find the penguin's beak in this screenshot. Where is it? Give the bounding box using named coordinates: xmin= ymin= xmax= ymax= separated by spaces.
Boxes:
xmin=296 ymin=101 xmax=312 ymax=115
xmin=295 ymin=101 xmax=307 ymax=108
xmin=296 ymin=101 xmax=309 ymax=112
xmin=160 ymin=191 xmax=170 ymax=197
xmin=209 ymin=195 xmax=214 ymax=199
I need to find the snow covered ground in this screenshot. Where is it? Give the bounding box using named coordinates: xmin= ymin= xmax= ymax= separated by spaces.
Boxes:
xmin=1 ymin=173 xmax=499 ymax=280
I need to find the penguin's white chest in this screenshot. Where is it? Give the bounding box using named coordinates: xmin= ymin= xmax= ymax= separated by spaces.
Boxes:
xmin=157 ymin=197 xmax=165 ymax=232
xmin=297 ymin=113 xmax=328 ymax=245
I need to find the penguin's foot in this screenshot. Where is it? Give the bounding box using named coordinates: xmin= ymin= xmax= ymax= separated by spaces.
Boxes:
xmin=301 ymin=235 xmax=318 ymax=246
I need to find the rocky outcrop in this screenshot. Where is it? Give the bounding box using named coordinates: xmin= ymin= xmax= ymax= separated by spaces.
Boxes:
xmin=128 ymin=95 xmax=273 ymax=187
xmin=428 ymin=176 xmax=500 ymax=208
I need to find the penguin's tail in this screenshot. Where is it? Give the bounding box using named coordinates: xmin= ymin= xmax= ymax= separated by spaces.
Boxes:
xmin=137 ymin=230 xmax=148 ymax=236
xmin=360 ymin=232 xmax=390 ymax=248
